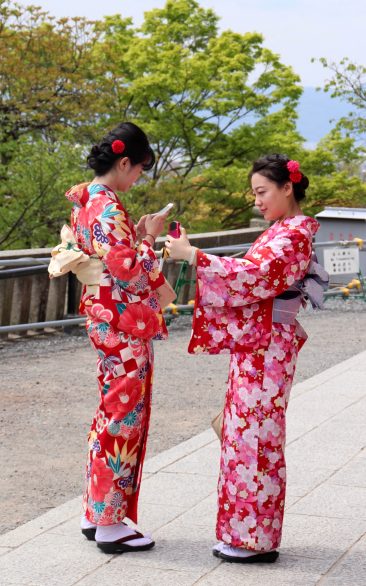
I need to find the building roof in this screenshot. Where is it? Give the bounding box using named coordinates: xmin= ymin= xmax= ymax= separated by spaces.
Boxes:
xmin=315 ymin=207 xmax=366 ymax=221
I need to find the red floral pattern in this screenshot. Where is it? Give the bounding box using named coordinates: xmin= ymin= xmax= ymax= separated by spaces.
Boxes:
xmin=118 ymin=303 xmax=160 ymax=340
xmin=90 ymin=458 xmax=115 ymax=502
xmin=104 ymin=376 xmax=143 ymax=418
xmin=105 ymin=245 xmax=142 ymax=281
xmin=65 ymin=182 xmax=166 ymax=525
xmin=189 ymin=216 xmax=318 ymax=355
xmin=191 ymin=216 xmax=320 ymax=551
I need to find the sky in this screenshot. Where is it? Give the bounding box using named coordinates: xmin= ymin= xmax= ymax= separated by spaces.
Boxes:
xmin=19 ymin=0 xmax=365 ymax=87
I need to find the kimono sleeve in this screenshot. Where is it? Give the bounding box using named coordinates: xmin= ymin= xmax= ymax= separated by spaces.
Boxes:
xmin=91 ymin=200 xmax=165 ymax=295
xmin=196 ymin=227 xmax=312 ymax=308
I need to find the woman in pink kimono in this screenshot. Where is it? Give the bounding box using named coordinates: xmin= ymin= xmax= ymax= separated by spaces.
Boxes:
xmin=62 ymin=122 xmax=171 ymax=554
xmin=166 ymin=154 xmax=324 ymax=564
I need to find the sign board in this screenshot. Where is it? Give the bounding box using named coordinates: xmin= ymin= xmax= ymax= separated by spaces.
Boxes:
xmin=323 ymin=247 xmax=360 ymax=276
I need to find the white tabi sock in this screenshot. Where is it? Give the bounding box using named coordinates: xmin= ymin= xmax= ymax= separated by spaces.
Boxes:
xmin=80 ymin=515 xmax=97 ymax=529
xmin=95 ymin=523 xmax=152 ymax=546
xmin=220 ymin=544 xmax=275 ymax=558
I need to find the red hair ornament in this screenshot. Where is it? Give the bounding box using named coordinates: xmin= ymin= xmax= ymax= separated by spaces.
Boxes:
xmin=287 ymin=160 xmax=302 ymax=183
xmin=111 ymin=140 xmax=126 ymax=154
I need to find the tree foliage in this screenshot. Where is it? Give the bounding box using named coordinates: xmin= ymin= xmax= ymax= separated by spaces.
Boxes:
xmin=0 ymin=0 xmax=365 ymax=248
xmin=317 ymin=57 xmax=366 ymax=140
xmin=0 ymin=2 xmax=100 ymax=147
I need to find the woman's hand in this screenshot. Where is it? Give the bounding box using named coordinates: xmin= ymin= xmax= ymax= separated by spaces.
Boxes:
xmin=144 ymin=212 xmax=169 ymax=240
xmin=135 ymin=215 xmax=148 ymax=240
xmin=165 ymin=227 xmax=196 ymax=262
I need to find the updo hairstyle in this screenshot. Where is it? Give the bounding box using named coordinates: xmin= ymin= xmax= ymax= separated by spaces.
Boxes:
xmin=87 ymin=122 xmax=155 ymax=175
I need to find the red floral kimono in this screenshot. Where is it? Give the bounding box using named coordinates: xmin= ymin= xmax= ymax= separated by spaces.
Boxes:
xmin=189 ymin=215 xmax=320 ymax=551
xmin=66 ymin=182 xmax=167 ymax=525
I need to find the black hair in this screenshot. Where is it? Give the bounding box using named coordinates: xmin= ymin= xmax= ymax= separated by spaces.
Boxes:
xmin=249 ymin=153 xmax=309 ymax=202
xmin=87 ymin=121 xmax=155 ymax=175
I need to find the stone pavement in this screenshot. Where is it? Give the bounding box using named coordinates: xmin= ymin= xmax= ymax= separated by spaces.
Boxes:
xmin=1 ymin=351 xmax=366 ymax=585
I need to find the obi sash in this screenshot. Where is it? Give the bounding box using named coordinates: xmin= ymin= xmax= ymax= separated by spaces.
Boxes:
xmin=48 ymin=225 xmax=103 ymax=295
xmin=48 ymin=224 xmax=175 ymax=309
xmin=273 ymin=253 xmax=329 ymax=324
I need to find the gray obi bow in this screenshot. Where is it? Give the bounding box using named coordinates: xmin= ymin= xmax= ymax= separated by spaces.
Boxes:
xmin=273 ymin=253 xmax=329 ymax=325
xmin=297 ymin=252 xmax=329 ymax=309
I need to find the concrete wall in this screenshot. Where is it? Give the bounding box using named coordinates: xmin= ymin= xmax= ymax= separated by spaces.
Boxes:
xmin=315 ymin=219 xmax=366 ymax=284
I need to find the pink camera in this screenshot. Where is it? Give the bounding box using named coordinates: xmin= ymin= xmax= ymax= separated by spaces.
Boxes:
xmin=168 ymin=221 xmax=181 ymax=238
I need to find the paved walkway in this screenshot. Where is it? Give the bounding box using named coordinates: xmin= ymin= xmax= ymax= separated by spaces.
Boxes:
xmin=1 ymin=351 xmax=366 ymax=585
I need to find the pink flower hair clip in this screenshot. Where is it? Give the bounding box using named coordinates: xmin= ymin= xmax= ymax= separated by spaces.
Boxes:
xmin=286 ymin=160 xmax=302 ymax=183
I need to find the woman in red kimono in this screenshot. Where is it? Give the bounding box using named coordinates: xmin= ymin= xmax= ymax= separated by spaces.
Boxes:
xmin=166 ymin=154 xmax=324 ymax=564
xmin=64 ymin=122 xmax=170 ymax=554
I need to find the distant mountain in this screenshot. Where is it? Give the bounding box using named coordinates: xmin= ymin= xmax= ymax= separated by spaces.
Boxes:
xmin=297 ymin=87 xmax=353 ymax=147
xmin=209 ymin=86 xmax=353 ymax=149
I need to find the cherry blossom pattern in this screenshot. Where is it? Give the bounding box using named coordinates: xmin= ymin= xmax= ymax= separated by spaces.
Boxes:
xmin=189 ymin=215 xmax=319 ymax=552
xmin=216 ymin=325 xmax=304 ymax=551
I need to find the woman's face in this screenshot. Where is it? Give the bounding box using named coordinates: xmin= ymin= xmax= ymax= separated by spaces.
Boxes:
xmin=116 ymin=158 xmax=144 ymax=192
xmin=251 ymin=173 xmax=293 ymax=222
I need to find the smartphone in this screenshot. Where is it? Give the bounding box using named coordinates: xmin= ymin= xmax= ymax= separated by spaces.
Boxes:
xmin=154 ymin=202 xmax=174 ymax=216
xmin=169 ymin=221 xmax=181 ymax=238
xmin=160 ymin=219 xmax=181 ymax=269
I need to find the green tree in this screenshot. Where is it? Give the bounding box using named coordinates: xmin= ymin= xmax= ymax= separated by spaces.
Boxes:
xmin=2 ymin=0 xmax=364 ymax=249
xmin=301 ymin=129 xmax=366 ymax=215
xmin=94 ymin=0 xmax=303 ymax=228
xmin=94 ymin=0 xmax=302 ymax=179
xmin=0 ymin=1 xmax=101 ymax=150
xmin=0 ymin=134 xmax=86 ymax=248
xmin=0 ymin=0 xmax=102 ymax=246
xmin=317 ymin=57 xmax=366 ymax=139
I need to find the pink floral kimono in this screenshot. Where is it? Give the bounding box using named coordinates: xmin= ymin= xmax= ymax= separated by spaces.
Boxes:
xmin=65 ymin=182 xmax=167 ymax=526
xmin=189 ymin=215 xmax=320 ymax=551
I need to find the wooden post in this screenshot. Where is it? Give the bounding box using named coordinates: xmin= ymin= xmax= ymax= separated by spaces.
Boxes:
xmin=18 ymin=276 xmax=33 ymax=325
xmin=36 ymin=274 xmax=50 ymax=323
xmin=0 ymin=279 xmax=15 ymax=326
xmin=67 ymin=273 xmax=82 ymax=316
xmin=56 ymin=276 xmax=68 ymax=320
